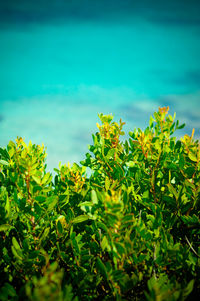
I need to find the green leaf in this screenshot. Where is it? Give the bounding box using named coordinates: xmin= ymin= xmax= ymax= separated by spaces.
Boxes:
xmin=11 ymin=237 xmax=23 ymax=260
xmin=8 ymin=146 xmax=15 ymax=158
xmin=0 ymin=160 xmax=9 ymax=166
xmin=39 ymin=227 xmax=50 ymax=245
xmin=179 ymin=154 xmax=185 ymax=168
xmin=106 ymin=148 xmax=115 ymax=159
xmin=101 ymin=235 xmax=110 ymax=251
xmin=149 ymin=115 xmax=155 ymax=128
xmin=0 ymin=283 xmax=16 ymax=300
xmin=12 ymin=237 xmax=21 ymax=250
xmin=180 ymin=215 xmax=199 ymax=225
xmin=142 ymin=190 xmax=149 ymax=199
xmin=177 ymin=123 xmax=185 ymax=129
xmin=35 ymin=195 xmax=46 ymax=202
xmin=188 ymin=152 xmax=197 ymax=162
xmin=71 ymin=237 xmax=80 ymax=254
xmin=78 ymin=201 xmax=93 ymax=207
xmin=0 ymin=148 xmax=10 ymax=160
xmin=126 ymin=161 xmax=135 ymax=167
xmin=91 ymin=190 xmax=98 ymax=204
xmin=5 ymin=194 xmax=11 ymax=218
xmin=42 ymin=172 xmax=52 ymax=185
xmin=167 ymin=184 xmax=178 ymax=199
xmin=33 ymin=185 xmax=42 ymax=194
xmin=115 ymin=242 xmax=126 ymax=256
xmin=11 ymin=246 xmax=23 ymax=260
xmin=46 ymin=195 xmax=58 ymax=211
xmin=32 ymin=175 xmax=42 ymax=184
xmin=97 ymin=221 xmax=110 ymax=234
xmin=105 ymin=177 xmax=110 ymax=191
xmin=0 ymin=224 xmax=13 ymax=232
xmin=57 ymin=220 xmax=63 ymax=234
xmin=96 ymin=257 xmax=108 ymax=280
xmin=183 ymin=280 xmax=194 ymax=298
xmin=72 ymin=215 xmax=90 ymax=224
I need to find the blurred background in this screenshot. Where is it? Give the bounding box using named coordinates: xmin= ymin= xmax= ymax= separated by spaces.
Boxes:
xmin=0 ymin=0 xmax=200 ymax=171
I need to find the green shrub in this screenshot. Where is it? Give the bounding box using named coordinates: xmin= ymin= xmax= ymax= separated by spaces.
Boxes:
xmin=0 ymin=107 xmax=199 ymax=300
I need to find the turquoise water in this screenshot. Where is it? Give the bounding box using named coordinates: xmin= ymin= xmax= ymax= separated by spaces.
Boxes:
xmin=0 ymin=1 xmax=200 ymax=170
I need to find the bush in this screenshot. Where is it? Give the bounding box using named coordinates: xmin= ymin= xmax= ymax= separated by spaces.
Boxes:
xmin=0 ymin=107 xmax=199 ymax=300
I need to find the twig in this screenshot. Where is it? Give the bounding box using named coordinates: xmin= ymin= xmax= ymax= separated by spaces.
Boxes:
xmin=185 ymin=235 xmax=200 ymax=258
xmin=153 ymin=242 xmax=157 ymax=279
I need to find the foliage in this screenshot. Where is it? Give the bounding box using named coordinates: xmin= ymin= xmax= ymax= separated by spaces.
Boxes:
xmin=0 ymin=107 xmax=200 ymax=300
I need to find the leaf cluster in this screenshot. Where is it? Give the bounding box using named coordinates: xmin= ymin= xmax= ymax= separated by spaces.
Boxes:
xmin=0 ymin=108 xmax=200 ymax=300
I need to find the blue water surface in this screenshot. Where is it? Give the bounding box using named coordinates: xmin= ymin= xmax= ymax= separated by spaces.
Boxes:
xmin=0 ymin=0 xmax=200 ymax=170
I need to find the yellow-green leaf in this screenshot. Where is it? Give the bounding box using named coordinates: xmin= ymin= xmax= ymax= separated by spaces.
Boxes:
xmin=72 ymin=215 xmax=90 ymax=224
xmin=0 ymin=224 xmax=13 ymax=232
xmin=188 ymin=152 xmax=197 ymax=162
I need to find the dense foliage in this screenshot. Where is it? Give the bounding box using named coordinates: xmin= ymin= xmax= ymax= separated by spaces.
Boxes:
xmin=0 ymin=107 xmax=200 ymax=300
